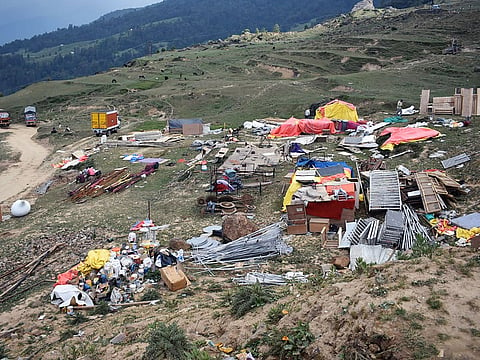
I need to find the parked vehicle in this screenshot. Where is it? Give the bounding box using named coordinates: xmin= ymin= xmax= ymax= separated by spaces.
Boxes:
xmin=24 ymin=106 xmax=37 ymax=126
xmin=91 ymin=110 xmax=120 ymax=136
xmin=0 ymin=109 xmax=10 ymax=127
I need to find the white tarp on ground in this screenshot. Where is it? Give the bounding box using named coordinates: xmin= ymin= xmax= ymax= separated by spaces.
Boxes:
xmin=349 ymin=244 xmax=396 ymax=270
xmin=401 ymin=105 xmax=419 ymax=115
xmin=50 ymin=284 xmax=94 ymax=308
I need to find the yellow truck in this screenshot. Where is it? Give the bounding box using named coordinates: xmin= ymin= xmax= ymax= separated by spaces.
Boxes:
xmin=91 ymin=110 xmax=120 ymax=136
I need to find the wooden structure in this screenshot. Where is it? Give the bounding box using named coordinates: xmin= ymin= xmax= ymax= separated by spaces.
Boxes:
xmin=286 ymin=203 xmax=307 ymax=235
xmin=419 ymin=88 xmax=480 ymax=116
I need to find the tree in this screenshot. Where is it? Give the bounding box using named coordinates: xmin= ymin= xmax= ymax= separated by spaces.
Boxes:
xmin=273 ymin=23 xmax=281 ymax=33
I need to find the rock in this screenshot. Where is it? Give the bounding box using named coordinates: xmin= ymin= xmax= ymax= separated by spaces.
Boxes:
xmin=222 ymin=214 xmax=259 ymax=242
xmin=351 ymin=0 xmax=375 ymax=12
xmin=331 ymin=255 xmax=350 ymax=269
xmin=110 ymin=332 xmax=127 ymax=344
xmin=168 ymin=238 xmax=191 ymax=251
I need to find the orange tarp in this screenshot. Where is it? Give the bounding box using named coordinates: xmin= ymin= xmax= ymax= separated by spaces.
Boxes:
xmin=269 ymin=117 xmax=336 ymax=137
xmin=380 ymin=127 xmax=440 ymax=150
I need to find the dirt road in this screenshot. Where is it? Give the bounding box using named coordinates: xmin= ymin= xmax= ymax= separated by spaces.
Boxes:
xmin=0 ymin=124 xmax=53 ymax=204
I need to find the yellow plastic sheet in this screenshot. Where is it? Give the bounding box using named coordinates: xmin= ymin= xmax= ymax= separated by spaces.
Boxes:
xmin=77 ymin=249 xmax=111 ymax=275
xmin=456 ymin=227 xmax=480 ymax=240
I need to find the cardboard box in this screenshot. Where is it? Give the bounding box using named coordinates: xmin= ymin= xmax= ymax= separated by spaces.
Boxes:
xmin=160 ymin=265 xmax=189 ymax=291
xmin=287 ymin=224 xmax=308 ymax=235
xmin=286 ymin=203 xmax=306 ymax=220
xmin=309 ymin=218 xmax=329 ymax=233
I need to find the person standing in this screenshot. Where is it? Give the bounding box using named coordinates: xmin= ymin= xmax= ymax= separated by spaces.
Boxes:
xmin=396 ymin=99 xmax=403 ymax=116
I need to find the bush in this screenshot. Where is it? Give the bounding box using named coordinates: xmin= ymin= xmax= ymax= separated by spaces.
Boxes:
xmin=143 ymin=321 xmax=192 ymax=360
xmin=226 ymin=283 xmax=277 ymax=318
xmin=263 ymin=322 xmax=315 ymax=360
xmin=141 ymin=288 xmax=162 ymax=302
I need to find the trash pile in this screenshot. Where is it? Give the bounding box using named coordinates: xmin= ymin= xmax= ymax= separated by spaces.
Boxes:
xmin=51 ymin=235 xmax=188 ymax=310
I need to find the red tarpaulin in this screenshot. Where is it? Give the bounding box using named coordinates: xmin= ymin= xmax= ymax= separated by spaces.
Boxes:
xmin=380 ymin=127 xmax=440 ymax=150
xmin=269 ymin=117 xmax=336 ymax=137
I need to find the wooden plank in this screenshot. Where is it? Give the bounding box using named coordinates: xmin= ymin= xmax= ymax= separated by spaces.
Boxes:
xmin=454 ymin=93 xmax=462 ymax=115
xmin=415 ymin=172 xmax=442 ymax=213
xmin=461 ymin=88 xmax=474 ymax=117
xmin=427 ymin=170 xmax=461 ymax=189
xmin=476 ymin=88 xmax=480 ymax=115
xmin=419 ymin=89 xmax=430 ymax=115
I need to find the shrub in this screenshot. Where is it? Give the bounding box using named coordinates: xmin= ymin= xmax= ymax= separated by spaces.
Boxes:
xmin=143 ymin=321 xmax=192 ymax=360
xmin=263 ymin=322 xmax=315 ymax=360
xmin=226 ymin=283 xmax=277 ymax=318
xmin=141 ymin=288 xmax=162 ymax=302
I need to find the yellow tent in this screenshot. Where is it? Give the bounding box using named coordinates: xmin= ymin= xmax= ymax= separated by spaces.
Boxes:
xmin=315 ymin=99 xmax=359 ymax=122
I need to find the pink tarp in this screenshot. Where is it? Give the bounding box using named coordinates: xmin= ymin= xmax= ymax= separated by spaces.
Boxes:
xmin=269 ymin=117 xmax=336 ymax=137
xmin=380 ymin=127 xmax=440 ymax=150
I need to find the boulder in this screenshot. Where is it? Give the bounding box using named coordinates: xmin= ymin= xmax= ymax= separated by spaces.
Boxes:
xmin=222 ymin=213 xmax=259 ymax=242
xmin=331 ymin=255 xmax=350 ymax=269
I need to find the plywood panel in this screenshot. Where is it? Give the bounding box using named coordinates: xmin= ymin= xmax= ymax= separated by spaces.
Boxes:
xmin=461 ymin=88 xmax=474 ymax=117
xmin=419 ymin=89 xmax=430 ymax=115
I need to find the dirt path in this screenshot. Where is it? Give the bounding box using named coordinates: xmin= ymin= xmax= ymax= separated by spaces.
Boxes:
xmin=0 ymin=124 xmax=54 ymax=204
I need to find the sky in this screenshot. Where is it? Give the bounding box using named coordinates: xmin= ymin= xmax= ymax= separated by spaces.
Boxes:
xmin=0 ymin=0 xmax=161 ymax=45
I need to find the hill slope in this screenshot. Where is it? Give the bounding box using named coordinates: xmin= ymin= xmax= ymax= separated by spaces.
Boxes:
xmin=0 ymin=2 xmax=479 ymax=359
xmin=0 ymin=0 xmax=428 ymax=95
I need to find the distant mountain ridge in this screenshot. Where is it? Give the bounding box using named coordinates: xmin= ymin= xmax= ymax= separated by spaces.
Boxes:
xmin=0 ymin=0 xmax=426 ymax=95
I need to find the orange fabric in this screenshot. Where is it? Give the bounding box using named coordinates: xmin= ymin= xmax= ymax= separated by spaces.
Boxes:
xmin=269 ymin=117 xmax=336 ymax=137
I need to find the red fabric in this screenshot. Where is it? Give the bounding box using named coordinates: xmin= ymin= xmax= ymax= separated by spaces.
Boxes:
xmin=306 ymin=199 xmax=355 ymax=219
xmin=380 ymin=127 xmax=440 ymax=149
xmin=269 ymin=117 xmax=336 ymax=137
xmin=306 ymin=183 xmax=356 ymax=219
xmin=54 ymin=269 xmax=79 ymax=287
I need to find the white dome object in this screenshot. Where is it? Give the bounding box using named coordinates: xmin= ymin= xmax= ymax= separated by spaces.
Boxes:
xmin=11 ymin=200 xmax=31 ymax=217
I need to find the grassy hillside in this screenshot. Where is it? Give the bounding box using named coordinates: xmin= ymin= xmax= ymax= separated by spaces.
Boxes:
xmin=0 ymin=2 xmax=479 ymax=359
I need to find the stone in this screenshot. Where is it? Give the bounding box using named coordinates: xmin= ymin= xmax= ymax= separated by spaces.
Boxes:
xmin=168 ymin=238 xmax=191 ymax=250
xmin=110 ymin=332 xmax=127 ymax=344
xmin=331 ymin=255 xmax=350 ymax=269
xmin=222 ymin=214 xmax=259 ymax=242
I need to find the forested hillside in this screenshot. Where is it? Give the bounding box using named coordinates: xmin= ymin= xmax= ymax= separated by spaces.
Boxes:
xmin=0 ymin=0 xmax=428 ymax=95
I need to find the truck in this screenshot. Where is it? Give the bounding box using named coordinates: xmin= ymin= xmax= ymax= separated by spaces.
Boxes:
xmin=91 ymin=110 xmax=120 ymax=136
xmin=0 ymin=109 xmax=10 ymax=127
xmin=23 ymin=106 xmax=37 ymax=126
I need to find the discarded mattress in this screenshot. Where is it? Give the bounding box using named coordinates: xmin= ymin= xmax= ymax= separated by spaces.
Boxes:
xmin=269 ymin=117 xmax=336 ymax=137
xmin=50 ymin=284 xmax=94 ymax=308
xmin=379 ymin=127 xmax=440 ymax=151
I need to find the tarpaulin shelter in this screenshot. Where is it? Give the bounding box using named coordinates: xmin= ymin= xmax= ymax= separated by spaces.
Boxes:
xmin=269 ymin=117 xmax=336 ymax=137
xmin=315 ymin=99 xmax=359 ymax=122
xmin=379 ymin=127 xmax=440 ymax=151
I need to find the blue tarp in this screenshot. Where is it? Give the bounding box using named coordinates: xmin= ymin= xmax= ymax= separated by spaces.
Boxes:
xmin=296 ymin=157 xmax=354 ymax=177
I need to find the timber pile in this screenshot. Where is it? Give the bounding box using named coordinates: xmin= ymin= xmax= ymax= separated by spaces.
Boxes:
xmin=399 ymin=170 xmax=463 ymax=213
xmin=68 ymin=164 xmax=157 ymax=201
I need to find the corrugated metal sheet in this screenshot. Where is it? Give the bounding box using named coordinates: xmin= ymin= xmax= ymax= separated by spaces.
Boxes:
xmin=369 ymin=170 xmax=402 ymax=211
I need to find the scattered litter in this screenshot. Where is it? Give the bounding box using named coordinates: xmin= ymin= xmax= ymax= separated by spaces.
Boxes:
xmin=232 ymin=271 xmax=308 ymax=285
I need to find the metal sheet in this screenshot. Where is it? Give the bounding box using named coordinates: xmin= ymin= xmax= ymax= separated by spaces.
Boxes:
xmin=369 ymin=170 xmax=402 ymax=211
xmin=441 ymin=153 xmax=470 ymax=169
